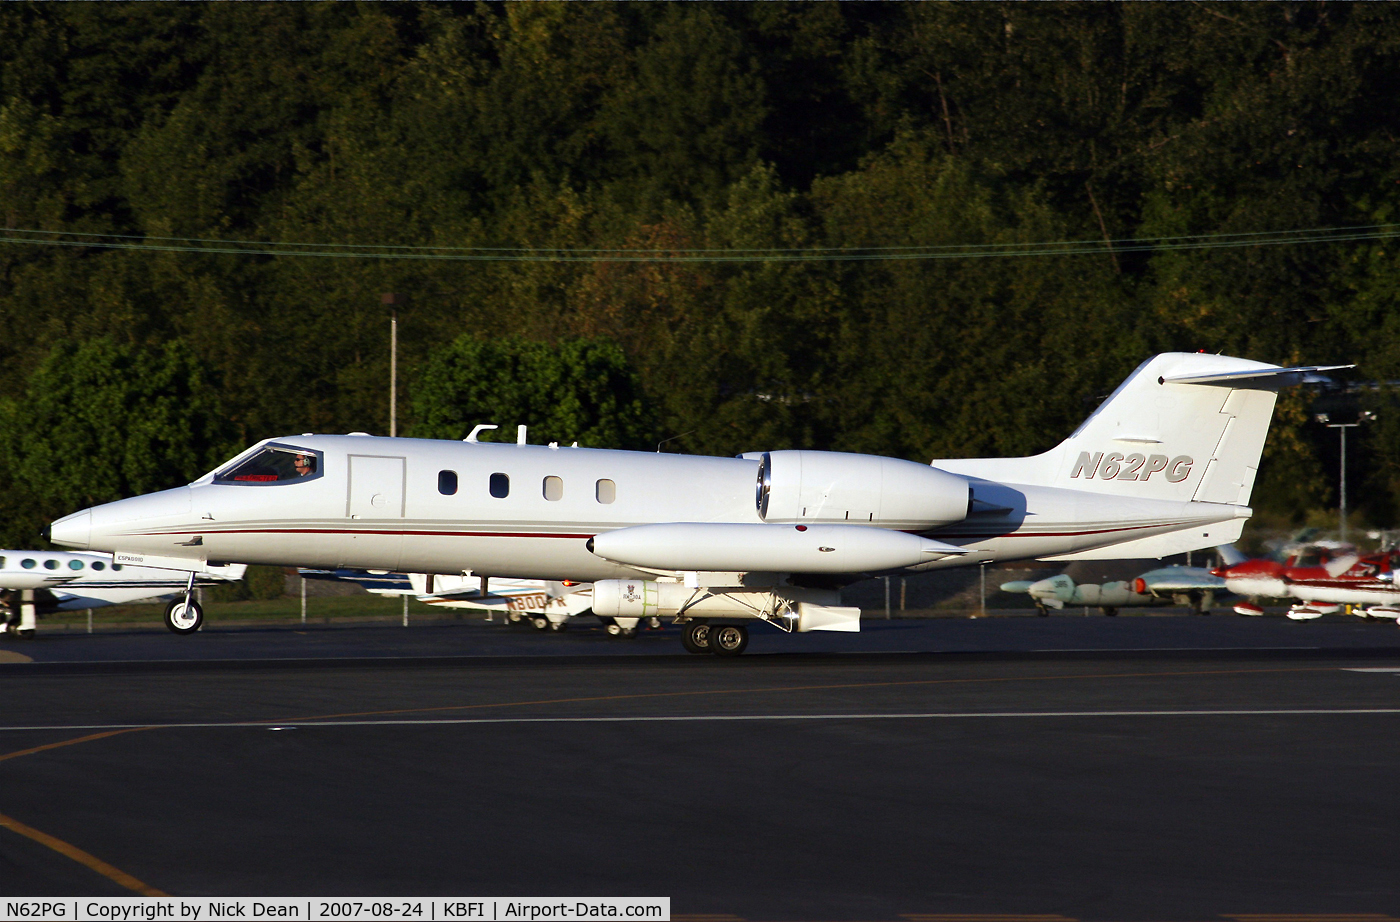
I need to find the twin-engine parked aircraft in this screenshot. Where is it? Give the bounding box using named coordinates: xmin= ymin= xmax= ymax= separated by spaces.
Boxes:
xmin=49 ymin=353 xmax=1346 ymax=655
xmin=1 ymin=550 xmax=245 ymax=637
xmin=1216 ymin=543 xmax=1400 ymax=622
xmin=1001 ymin=565 xmax=1226 ymax=617
xmin=298 ymin=569 xmax=608 ymax=632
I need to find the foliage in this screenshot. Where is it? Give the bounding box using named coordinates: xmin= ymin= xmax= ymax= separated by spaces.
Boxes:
xmin=2 ymin=3 xmax=1399 ymax=542
xmin=0 ymin=337 xmax=234 ymax=545
xmin=410 ymin=335 xmax=657 ymax=450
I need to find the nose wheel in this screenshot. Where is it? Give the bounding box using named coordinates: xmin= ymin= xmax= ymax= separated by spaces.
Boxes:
xmin=164 ymin=598 xmax=203 ymax=634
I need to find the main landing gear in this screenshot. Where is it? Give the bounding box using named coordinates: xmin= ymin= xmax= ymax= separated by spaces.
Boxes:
xmin=164 ymin=571 xmax=202 ymax=634
xmin=681 ymin=620 xmax=749 ymax=657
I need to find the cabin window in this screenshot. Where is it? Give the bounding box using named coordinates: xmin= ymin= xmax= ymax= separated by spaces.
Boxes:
xmin=68 ymin=559 xmax=84 ymax=570
xmin=490 ymin=472 xmax=510 ymax=498
xmin=215 ymin=445 xmax=323 ymax=484
xmin=21 ymin=559 xmax=36 ymax=569
xmin=596 ymin=479 xmax=616 ymax=504
xmin=112 ymin=564 xmax=124 ymax=571
xmin=543 ymin=476 xmax=564 ymax=501
xmin=438 ymin=470 xmax=458 ymax=495
xmin=92 ymin=561 xmax=106 ymax=571
xmin=44 ymin=559 xmax=58 ymax=570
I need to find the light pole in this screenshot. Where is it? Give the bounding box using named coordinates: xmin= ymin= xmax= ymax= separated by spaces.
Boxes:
xmin=382 ymin=293 xmax=405 ymax=437
xmin=1316 ymin=410 xmax=1376 ymax=543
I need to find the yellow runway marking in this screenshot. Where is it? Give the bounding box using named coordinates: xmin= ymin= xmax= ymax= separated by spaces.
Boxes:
xmin=0 ymin=727 xmax=149 ymax=764
xmin=0 ymin=728 xmax=161 ymax=895
xmin=284 ymin=665 xmax=1342 ymax=724
xmin=0 ymin=810 xmax=167 ymax=896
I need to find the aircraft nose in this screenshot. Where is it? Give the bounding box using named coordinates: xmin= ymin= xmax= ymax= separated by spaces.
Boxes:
xmin=50 ymin=509 xmax=92 ymax=549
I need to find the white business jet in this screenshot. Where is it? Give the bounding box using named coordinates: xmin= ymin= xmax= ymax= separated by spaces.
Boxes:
xmin=1 ymin=550 xmax=245 ymax=637
xmin=47 ymin=354 xmax=1344 ymax=655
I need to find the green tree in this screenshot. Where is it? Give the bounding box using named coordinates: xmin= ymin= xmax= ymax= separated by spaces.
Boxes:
xmin=409 ymin=335 xmax=657 ymax=450
xmin=0 ymin=337 xmax=235 ymax=545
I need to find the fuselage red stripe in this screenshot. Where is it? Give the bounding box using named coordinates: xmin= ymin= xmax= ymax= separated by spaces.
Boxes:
xmin=124 ymin=520 xmax=1197 ymax=542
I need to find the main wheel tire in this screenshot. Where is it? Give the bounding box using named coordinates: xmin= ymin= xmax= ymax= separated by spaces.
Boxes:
xmin=606 ymin=622 xmax=623 ymax=637
xmin=681 ymin=621 xmax=712 ymax=654
xmin=549 ymin=620 xmax=567 ymax=632
xmin=646 ymin=616 xmax=662 ymax=630
xmin=708 ymin=623 xmax=748 ymax=656
xmin=164 ymin=599 xmax=203 ymax=634
xmin=530 ymin=616 xmax=549 ymax=630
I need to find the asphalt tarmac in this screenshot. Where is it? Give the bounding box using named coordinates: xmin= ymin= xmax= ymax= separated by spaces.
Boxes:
xmin=1 ymin=615 xmax=1399 ymax=921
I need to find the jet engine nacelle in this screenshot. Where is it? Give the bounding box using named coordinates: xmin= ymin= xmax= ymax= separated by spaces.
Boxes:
xmin=588 ymin=522 xmax=967 ymax=573
xmin=753 ymin=451 xmax=970 ymax=530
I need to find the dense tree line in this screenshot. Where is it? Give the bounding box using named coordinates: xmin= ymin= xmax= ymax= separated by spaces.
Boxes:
xmin=1 ymin=2 xmax=1398 ymax=546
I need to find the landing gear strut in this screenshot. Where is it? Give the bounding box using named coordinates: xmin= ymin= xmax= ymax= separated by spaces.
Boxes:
xmin=165 ymin=571 xmax=202 ymax=634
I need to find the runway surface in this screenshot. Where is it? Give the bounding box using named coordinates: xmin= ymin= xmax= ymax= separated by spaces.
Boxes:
xmin=1 ymin=616 xmax=1398 ymax=921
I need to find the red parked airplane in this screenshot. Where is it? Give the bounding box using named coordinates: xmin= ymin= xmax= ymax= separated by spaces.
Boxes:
xmin=1214 ymin=541 xmax=1400 ymax=622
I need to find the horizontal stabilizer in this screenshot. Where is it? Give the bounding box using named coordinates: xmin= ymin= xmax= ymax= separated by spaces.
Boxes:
xmin=1160 ymin=364 xmax=1352 ymax=387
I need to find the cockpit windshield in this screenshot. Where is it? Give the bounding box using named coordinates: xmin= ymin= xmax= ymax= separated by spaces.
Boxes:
xmin=214 ymin=445 xmax=322 ymax=484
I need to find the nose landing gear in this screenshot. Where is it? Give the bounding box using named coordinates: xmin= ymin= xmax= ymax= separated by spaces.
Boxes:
xmin=164 ymin=571 xmax=203 ymax=634
xmin=164 ymin=598 xmax=203 ymax=634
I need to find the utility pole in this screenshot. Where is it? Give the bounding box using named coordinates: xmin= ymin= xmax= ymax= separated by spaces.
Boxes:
xmin=1317 ymin=411 xmax=1375 ymax=543
xmin=382 ymin=293 xmax=405 ymax=437
xmin=979 ymin=563 xmax=987 ymax=617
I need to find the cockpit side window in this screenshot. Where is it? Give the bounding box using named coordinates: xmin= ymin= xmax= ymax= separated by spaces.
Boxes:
xmin=214 ymin=446 xmax=323 ymax=484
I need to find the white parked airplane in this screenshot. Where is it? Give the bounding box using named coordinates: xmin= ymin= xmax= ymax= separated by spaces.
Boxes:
xmin=47 ymin=353 xmax=1345 ymax=655
xmin=298 ymin=569 xmax=613 ymax=633
xmin=1 ymin=550 xmax=246 ymax=637
xmin=1000 ymin=565 xmax=1226 ymax=616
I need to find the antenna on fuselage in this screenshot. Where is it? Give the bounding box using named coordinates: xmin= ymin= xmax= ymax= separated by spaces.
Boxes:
xmin=517 ymin=425 xmax=527 ymax=445
xmin=464 ymin=424 xmax=498 ymax=443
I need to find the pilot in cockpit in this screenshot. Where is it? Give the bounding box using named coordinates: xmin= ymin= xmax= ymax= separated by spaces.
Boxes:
xmin=293 ymin=453 xmax=317 ymax=477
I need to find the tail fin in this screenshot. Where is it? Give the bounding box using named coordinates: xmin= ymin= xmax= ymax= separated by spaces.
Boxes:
xmin=1215 ymin=544 xmax=1247 ymax=567
xmin=938 ymin=353 xmax=1348 ymax=505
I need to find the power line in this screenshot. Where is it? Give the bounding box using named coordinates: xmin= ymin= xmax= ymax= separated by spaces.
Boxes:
xmin=1 ymin=223 xmax=1397 ymax=263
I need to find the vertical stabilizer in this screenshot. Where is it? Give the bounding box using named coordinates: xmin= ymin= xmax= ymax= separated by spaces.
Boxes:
xmin=936 ymin=354 xmax=1348 ymax=507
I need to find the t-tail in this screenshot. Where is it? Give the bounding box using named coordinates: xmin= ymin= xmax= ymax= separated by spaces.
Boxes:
xmin=941 ymin=353 xmax=1349 ymax=506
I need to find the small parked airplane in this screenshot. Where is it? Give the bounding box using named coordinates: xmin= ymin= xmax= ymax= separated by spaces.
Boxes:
xmin=1 ymin=549 xmax=245 ymax=637
xmin=48 ymin=353 xmax=1347 ymax=654
xmin=1001 ymin=564 xmax=1226 ymax=616
xmin=1215 ymin=542 xmax=1400 ymax=622
xmin=297 ymin=569 xmax=620 ymax=633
